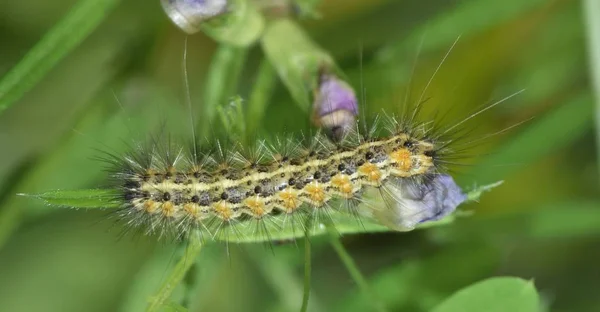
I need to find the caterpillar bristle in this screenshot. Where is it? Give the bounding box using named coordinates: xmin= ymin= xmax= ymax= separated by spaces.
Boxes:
xmin=96 ymin=108 xmax=493 ymax=242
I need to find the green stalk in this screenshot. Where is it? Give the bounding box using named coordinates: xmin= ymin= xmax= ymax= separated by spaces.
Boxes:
xmin=200 ymin=44 xmax=248 ymax=136
xmin=300 ymin=229 xmax=312 ymax=312
xmin=0 ymin=0 xmax=121 ymax=113
xmin=246 ymin=59 xmax=277 ymax=141
xmin=583 ymin=0 xmax=600 ymax=175
xmin=146 ymin=237 xmax=203 ymax=312
xmin=327 ymin=224 xmax=388 ymax=312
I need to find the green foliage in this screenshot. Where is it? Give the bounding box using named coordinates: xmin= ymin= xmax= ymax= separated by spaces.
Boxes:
xmin=201 ymin=0 xmax=265 ymax=46
xmin=200 ymin=44 xmax=248 ymax=134
xmin=19 ymin=189 xmax=119 ymax=209
xmin=0 ymin=0 xmax=596 ymax=311
xmin=431 ymin=277 xmax=540 ymax=312
xmin=0 ymin=0 xmax=122 ymax=113
xmin=23 ymin=183 xmax=501 ymax=242
xmin=261 ymin=19 xmax=337 ymax=111
xmin=145 ymin=236 xmax=202 ymax=312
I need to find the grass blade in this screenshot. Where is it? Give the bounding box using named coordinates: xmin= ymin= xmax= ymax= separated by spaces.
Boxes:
xmin=300 ymin=229 xmax=312 ymax=312
xmin=583 ymin=0 xmax=600 ymax=175
xmin=0 ymin=0 xmax=121 ymax=114
xmin=19 ymin=189 xmax=120 ymax=209
xmin=432 ymin=277 xmax=539 ymax=312
xmin=146 ymin=236 xmax=203 ymax=312
xmin=327 ymin=224 xmax=388 ymax=312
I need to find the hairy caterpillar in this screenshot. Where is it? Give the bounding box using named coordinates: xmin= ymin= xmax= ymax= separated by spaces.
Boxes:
xmin=108 ymin=122 xmax=438 ymax=236
xmin=88 ymin=34 xmax=520 ymax=244
xmin=99 ymin=89 xmax=516 ymax=243
xmin=19 ymin=21 xmax=517 ymax=245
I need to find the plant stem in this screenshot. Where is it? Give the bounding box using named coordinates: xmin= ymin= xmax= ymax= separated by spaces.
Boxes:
xmin=0 ymin=0 xmax=121 ymax=114
xmin=583 ymin=0 xmax=600 ymax=176
xmin=300 ymin=229 xmax=312 ymax=312
xmin=327 ymin=224 xmax=388 ymax=312
xmin=146 ymin=236 xmax=203 ymax=312
xmin=251 ymin=246 xmax=325 ymax=312
xmin=200 ymin=44 xmax=248 ymax=136
xmin=246 ymin=59 xmax=277 ymax=140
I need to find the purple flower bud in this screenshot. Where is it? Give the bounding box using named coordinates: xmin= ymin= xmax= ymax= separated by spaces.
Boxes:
xmin=312 ymin=73 xmax=359 ymax=140
xmin=161 ymin=0 xmax=228 ymax=34
xmin=372 ymin=174 xmax=467 ymax=231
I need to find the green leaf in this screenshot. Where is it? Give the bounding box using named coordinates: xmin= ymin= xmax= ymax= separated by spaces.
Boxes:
xmin=199 ymin=44 xmax=248 ymax=136
xmin=465 ymin=92 xmax=593 ymax=183
xmin=19 ymin=189 xmax=120 ymax=209
xmin=212 ymin=181 xmax=502 ymax=243
xmin=376 ymin=0 xmax=547 ymax=62
xmin=23 ymin=182 xmax=500 ymax=242
xmin=583 ymin=0 xmax=600 ymax=173
xmin=335 ymin=242 xmax=502 ymax=312
xmin=529 ymin=202 xmax=600 ymax=239
xmin=146 ymin=237 xmax=203 ymax=312
xmin=261 ymin=19 xmax=337 ymax=111
xmin=465 ymin=181 xmax=504 ymax=202
xmin=119 ymin=247 xmax=179 ymax=312
xmin=217 ymin=95 xmax=246 ymax=140
xmin=0 ymin=0 xmax=122 ymax=114
xmin=214 ymin=210 xmax=389 ymax=243
xmin=246 ymin=59 xmax=277 ymax=140
xmin=201 ymin=0 xmax=265 ymax=47
xmin=431 ymin=277 xmax=540 ymax=312
xmin=327 ymin=224 xmax=388 ymax=312
xmin=161 ymin=302 xmax=189 ymax=312
xmin=294 ymin=0 xmax=323 ymax=18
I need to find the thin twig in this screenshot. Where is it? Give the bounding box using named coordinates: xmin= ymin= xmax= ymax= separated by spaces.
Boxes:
xmin=300 ymin=227 xmax=312 ymax=312
xmin=326 ymin=224 xmax=388 ymax=312
xmin=583 ymin=0 xmax=600 ymax=176
xmin=146 ymin=236 xmax=203 ymax=312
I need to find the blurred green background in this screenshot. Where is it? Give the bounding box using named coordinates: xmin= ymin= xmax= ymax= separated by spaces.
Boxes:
xmin=0 ymin=0 xmax=598 ymax=311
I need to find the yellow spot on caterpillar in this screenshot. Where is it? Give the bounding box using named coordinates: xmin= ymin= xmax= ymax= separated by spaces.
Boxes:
xmin=331 ymin=174 xmax=354 ymax=197
xmin=390 ymin=149 xmax=412 ymax=172
xmin=183 ymin=203 xmax=200 ymax=218
xmin=305 ymin=182 xmax=326 ymax=205
xmin=331 ymin=174 xmax=350 ymax=187
xmin=144 ymin=200 xmax=157 ymax=214
xmin=214 ymin=201 xmax=233 ymax=220
xmin=130 ymin=133 xmax=441 ymax=225
xmin=340 ymin=183 xmax=354 ymax=196
xmin=162 ymin=201 xmax=176 ymax=217
xmin=244 ymin=197 xmax=266 ymax=217
xmin=279 ymin=189 xmax=300 ymax=212
xmin=359 ymin=163 xmax=382 ymax=183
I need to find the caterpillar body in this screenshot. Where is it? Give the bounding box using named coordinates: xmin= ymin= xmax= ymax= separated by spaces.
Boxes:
xmin=107 ymin=108 xmax=474 ymax=241
xmin=93 ymin=31 xmax=517 ymax=242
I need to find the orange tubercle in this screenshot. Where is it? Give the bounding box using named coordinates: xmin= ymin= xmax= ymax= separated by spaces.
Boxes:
xmin=359 ymin=163 xmax=382 ymax=183
xmin=340 ymin=183 xmax=354 ymax=196
xmin=183 ymin=203 xmax=200 ymax=218
xmin=279 ymin=189 xmax=301 ymax=212
xmin=244 ymin=197 xmax=266 ymax=217
xmin=305 ymin=182 xmax=326 ymax=205
xmin=144 ymin=200 xmax=157 ymax=214
xmin=332 ymin=174 xmax=354 ymax=196
xmin=161 ymin=201 xmax=176 ymax=217
xmin=213 ymin=201 xmax=233 ymax=220
xmin=390 ymin=148 xmax=412 ymax=172
xmin=331 ymin=174 xmax=351 ymax=187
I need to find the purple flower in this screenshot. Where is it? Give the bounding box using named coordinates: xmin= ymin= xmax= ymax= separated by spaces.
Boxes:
xmin=161 ymin=0 xmax=228 ymax=34
xmin=312 ymin=73 xmax=359 ymax=140
xmin=373 ymin=174 xmax=467 ymax=231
